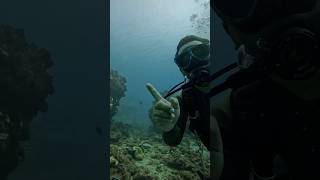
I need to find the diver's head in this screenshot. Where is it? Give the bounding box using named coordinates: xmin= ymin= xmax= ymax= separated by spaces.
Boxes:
xmin=175 ymin=35 xmax=210 ymax=79
xmin=212 ymin=0 xmax=320 ymax=100
xmin=211 ymin=0 xmax=317 ymax=55
xmin=212 ymin=0 xmax=316 ymax=32
xmin=212 ymin=0 xmax=320 ymax=74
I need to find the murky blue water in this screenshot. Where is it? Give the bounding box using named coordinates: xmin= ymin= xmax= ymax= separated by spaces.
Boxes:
xmin=111 ymin=0 xmax=210 ymax=127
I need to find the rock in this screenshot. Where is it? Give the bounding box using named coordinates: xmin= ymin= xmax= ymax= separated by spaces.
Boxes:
xmin=132 ymin=146 xmax=144 ymax=161
xmin=110 ymin=156 xmax=119 ymax=167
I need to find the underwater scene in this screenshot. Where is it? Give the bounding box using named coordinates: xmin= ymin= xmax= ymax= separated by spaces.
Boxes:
xmin=110 ymin=0 xmax=210 ymax=179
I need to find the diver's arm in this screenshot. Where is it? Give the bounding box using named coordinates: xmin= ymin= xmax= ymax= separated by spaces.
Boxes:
xmin=211 ymin=89 xmax=233 ymax=179
xmin=162 ymin=96 xmax=188 ymax=146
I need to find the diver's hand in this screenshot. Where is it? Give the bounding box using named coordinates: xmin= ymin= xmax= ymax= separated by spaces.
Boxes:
xmin=146 ymin=83 xmax=180 ymax=132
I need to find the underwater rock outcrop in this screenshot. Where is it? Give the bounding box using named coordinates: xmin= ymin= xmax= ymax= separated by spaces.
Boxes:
xmin=0 ymin=25 xmax=54 ymax=178
xmin=110 ymin=122 xmax=210 ymax=180
xmin=110 ymin=69 xmax=127 ymax=119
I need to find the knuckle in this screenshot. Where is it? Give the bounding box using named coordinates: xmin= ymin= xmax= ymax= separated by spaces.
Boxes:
xmin=154 ymin=101 xmax=160 ymax=106
xmin=155 ymin=101 xmax=163 ymax=107
xmin=151 ymin=117 xmax=157 ymax=123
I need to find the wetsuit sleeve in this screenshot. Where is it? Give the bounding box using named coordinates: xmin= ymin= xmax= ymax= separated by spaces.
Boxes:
xmin=162 ymin=96 xmax=188 ymax=146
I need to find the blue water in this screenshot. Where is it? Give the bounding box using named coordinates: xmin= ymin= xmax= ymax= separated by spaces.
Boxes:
xmin=111 ymin=0 xmax=210 ymax=126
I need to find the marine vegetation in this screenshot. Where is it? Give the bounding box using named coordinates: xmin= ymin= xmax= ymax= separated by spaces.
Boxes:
xmin=0 ymin=25 xmax=54 ymax=179
xmin=110 ymin=121 xmax=210 ymax=180
xmin=110 ymin=69 xmax=127 ymax=119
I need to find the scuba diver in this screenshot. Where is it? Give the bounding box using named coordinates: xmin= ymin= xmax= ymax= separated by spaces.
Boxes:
xmin=147 ymin=0 xmax=320 ymax=179
xmin=211 ymin=0 xmax=320 ymax=179
xmin=146 ymin=35 xmax=211 ymax=149
xmin=146 ymin=35 xmax=218 ymax=179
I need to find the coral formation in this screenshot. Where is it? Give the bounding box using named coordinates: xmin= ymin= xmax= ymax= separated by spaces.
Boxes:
xmin=110 ymin=69 xmax=127 ymax=119
xmin=132 ymin=146 xmax=144 ymax=161
xmin=0 ymin=25 xmax=54 ymax=179
xmin=110 ymin=121 xmax=210 ymax=180
xmin=190 ymin=0 xmax=210 ymax=36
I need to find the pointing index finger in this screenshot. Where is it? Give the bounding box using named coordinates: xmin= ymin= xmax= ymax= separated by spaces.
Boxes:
xmin=146 ymin=83 xmax=163 ymax=101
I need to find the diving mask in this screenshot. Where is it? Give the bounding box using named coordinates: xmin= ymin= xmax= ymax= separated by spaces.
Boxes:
xmin=174 ymin=43 xmax=210 ymax=74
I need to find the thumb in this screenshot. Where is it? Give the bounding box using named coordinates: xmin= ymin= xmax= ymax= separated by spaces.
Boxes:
xmin=169 ymin=97 xmax=179 ymax=109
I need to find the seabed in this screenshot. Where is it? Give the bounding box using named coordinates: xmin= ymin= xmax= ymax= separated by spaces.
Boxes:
xmin=110 ymin=121 xmax=210 ymax=180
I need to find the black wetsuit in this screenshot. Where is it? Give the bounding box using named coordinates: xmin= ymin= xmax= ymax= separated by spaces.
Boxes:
xmin=160 ymin=71 xmax=320 ymax=179
xmin=219 ymin=78 xmax=320 ymax=180
xmin=162 ymin=86 xmax=211 ymax=151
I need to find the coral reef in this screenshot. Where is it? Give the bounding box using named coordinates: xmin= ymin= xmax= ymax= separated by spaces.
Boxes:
xmin=0 ymin=25 xmax=54 ymax=178
xmin=190 ymin=0 xmax=210 ymax=36
xmin=110 ymin=69 xmax=127 ymax=119
xmin=110 ymin=121 xmax=210 ymax=180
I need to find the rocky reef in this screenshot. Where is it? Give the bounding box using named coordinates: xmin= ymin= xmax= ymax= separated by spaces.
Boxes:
xmin=110 ymin=121 xmax=210 ymax=180
xmin=110 ymin=69 xmax=127 ymax=119
xmin=0 ymin=25 xmax=54 ymax=178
